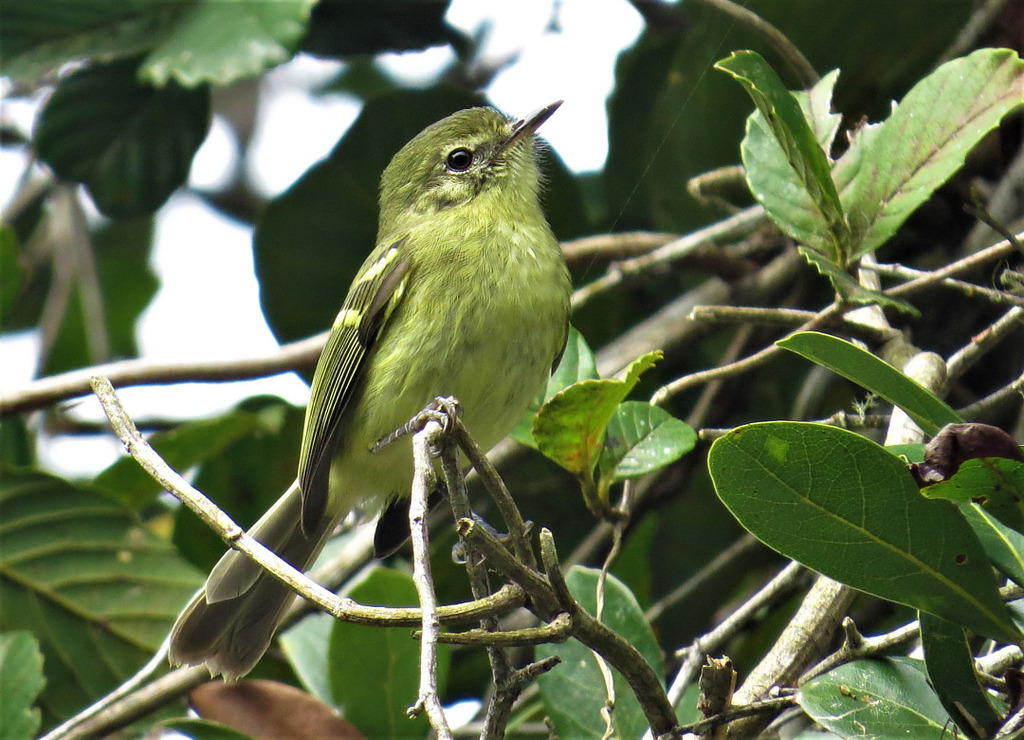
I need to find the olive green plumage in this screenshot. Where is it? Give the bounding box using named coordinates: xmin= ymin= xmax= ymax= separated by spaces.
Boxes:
xmin=169 ymin=103 xmax=572 ymax=679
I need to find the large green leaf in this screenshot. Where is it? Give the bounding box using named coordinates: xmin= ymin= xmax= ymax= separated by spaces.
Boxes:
xmin=35 ymin=57 xmax=210 ymax=218
xmin=329 ymin=566 xmax=448 ymax=739
xmin=0 ymin=632 xmax=45 ymax=740
xmin=537 ymin=567 xmax=663 ymax=740
xmin=919 ymin=612 xmax=1001 ymax=739
xmin=142 ymin=0 xmax=316 ymax=87
xmin=923 ymin=458 xmax=1024 ymax=533
xmin=708 ymin=422 xmax=1020 ymax=643
xmin=846 ymin=48 xmax=1024 ymax=256
xmin=597 ymin=401 xmax=696 ymax=484
xmin=0 ymin=468 xmax=203 ymax=725
xmin=798 ymin=658 xmax=949 ymax=737
xmin=778 ymin=331 xmax=961 ymax=436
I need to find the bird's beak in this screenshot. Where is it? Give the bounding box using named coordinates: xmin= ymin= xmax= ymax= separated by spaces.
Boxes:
xmin=502 ymin=100 xmax=563 ymax=152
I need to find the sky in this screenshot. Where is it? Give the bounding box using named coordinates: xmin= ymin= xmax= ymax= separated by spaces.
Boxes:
xmin=1 ymin=0 xmax=646 ymax=475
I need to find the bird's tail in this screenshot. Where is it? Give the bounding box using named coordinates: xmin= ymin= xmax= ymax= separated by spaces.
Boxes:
xmin=169 ymin=481 xmax=332 ymax=679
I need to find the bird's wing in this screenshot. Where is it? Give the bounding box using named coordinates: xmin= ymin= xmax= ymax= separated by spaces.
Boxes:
xmin=297 ymin=241 xmax=410 ymax=535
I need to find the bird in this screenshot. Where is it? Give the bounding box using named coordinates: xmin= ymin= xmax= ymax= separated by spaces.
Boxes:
xmin=168 ymin=101 xmax=572 ymax=679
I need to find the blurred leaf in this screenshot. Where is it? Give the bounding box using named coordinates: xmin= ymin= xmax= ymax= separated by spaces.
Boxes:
xmin=279 ymin=611 xmax=334 ymax=703
xmin=0 ymin=1 xmax=184 ymax=82
xmin=0 ymin=468 xmax=202 ymax=725
xmin=534 ymin=351 xmax=661 ymax=478
xmin=0 ymin=227 xmax=23 ymax=326
xmin=923 ymin=458 xmax=1024 ymax=533
xmin=0 ymin=418 xmax=35 ymax=468
xmin=708 ymin=422 xmax=1020 ymax=643
xmin=35 ymin=58 xmax=210 ymax=218
xmin=329 ymin=566 xmax=447 ymax=738
xmin=255 ymin=88 xmax=480 ymax=345
xmin=920 ymin=612 xmax=1001 ymax=739
xmin=302 ymin=0 xmax=454 ymax=58
xmin=537 ymin=567 xmax=663 ymax=739
xmin=174 ymin=398 xmax=304 ymax=573
xmin=511 ymin=326 xmax=598 ymax=447
xmin=142 ymin=0 xmax=316 ymax=87
xmin=95 ymin=408 xmax=268 ymax=509
xmin=846 ymin=48 xmax=1024 ymax=256
xmin=778 ymin=331 xmax=961 ymax=435
xmin=598 ymin=401 xmax=696 ymax=484
xmin=187 ymin=679 xmax=364 ymax=739
xmin=0 ymin=632 xmax=45 ymax=740
xmin=158 ymin=718 xmax=260 ymax=740
xmin=39 ymin=217 xmax=159 ymax=376
xmin=798 ymin=658 xmax=948 ymax=737
xmin=717 ymin=50 xmax=850 ymax=264
xmin=320 ymin=57 xmax=403 ymax=99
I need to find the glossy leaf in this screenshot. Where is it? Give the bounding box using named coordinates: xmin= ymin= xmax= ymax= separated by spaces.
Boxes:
xmin=798 ymin=657 xmax=948 ymax=737
xmin=329 ymin=566 xmax=448 ymax=738
xmin=35 ymin=58 xmax=210 ymax=218
xmin=778 ymin=331 xmax=961 ymax=435
xmin=534 ymin=351 xmax=661 ymax=477
xmin=919 ymin=612 xmax=1001 ymax=739
xmin=537 ymin=567 xmax=663 ymax=739
xmin=846 ymin=48 xmax=1024 ymax=256
xmin=598 ymin=401 xmax=696 ymax=484
xmin=0 ymin=632 xmax=45 ymax=740
xmin=0 ymin=468 xmax=203 ymax=724
xmin=142 ymin=0 xmax=316 ymax=87
xmin=708 ymin=422 xmax=1020 ymax=643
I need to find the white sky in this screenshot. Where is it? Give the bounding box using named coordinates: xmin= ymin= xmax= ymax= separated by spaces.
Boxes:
xmin=1 ymin=0 xmax=645 ymax=475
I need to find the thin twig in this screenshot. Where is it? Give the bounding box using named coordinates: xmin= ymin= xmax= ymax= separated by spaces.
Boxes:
xmin=945 ymin=306 xmax=1024 ymax=384
xmin=408 ymin=420 xmax=452 ymax=738
xmin=865 ymin=261 xmax=1024 ymax=307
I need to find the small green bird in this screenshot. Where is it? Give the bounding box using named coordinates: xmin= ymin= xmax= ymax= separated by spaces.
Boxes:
xmin=169 ymin=102 xmax=572 ymax=679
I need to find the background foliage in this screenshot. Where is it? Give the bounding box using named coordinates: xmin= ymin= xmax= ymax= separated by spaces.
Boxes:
xmin=2 ymin=0 xmax=1024 ymax=738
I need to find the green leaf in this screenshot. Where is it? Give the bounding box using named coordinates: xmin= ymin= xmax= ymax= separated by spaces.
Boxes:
xmin=533 ymin=351 xmax=661 ymax=477
xmin=598 ymin=401 xmax=696 ymax=484
xmin=798 ymin=658 xmax=949 ymax=737
xmin=279 ymin=612 xmax=334 ymax=704
xmin=142 ymin=0 xmax=316 ymax=87
xmin=959 ymin=503 xmax=1024 ymax=589
xmin=778 ymin=331 xmax=961 ymax=435
xmin=707 ymin=422 xmax=1020 ymax=643
xmin=0 ymin=2 xmax=184 ymax=82
xmin=537 ymin=567 xmax=663 ymax=740
xmin=923 ymin=458 xmax=1024 ymax=533
xmin=738 ymin=69 xmax=844 ymax=258
xmin=512 ymin=327 xmax=599 ymax=448
xmin=301 ymin=0 xmax=454 ymax=58
xmin=96 ymin=409 xmax=269 ymax=510
xmin=796 ymin=247 xmax=919 ymax=313
xmin=329 ymin=567 xmax=448 ymax=739
xmin=846 ymin=48 xmax=1024 ymax=256
xmin=920 ymin=612 xmax=1001 ymax=739
xmin=35 ymin=58 xmax=210 ymax=218
xmin=0 ymin=468 xmax=203 ymax=724
xmin=716 ymin=50 xmax=851 ymax=265
xmin=0 ymin=227 xmax=23 ymax=327
xmin=0 ymin=632 xmax=45 ymax=740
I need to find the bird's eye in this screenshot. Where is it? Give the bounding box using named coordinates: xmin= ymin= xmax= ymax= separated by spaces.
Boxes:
xmin=446 ymin=148 xmax=473 ymax=172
